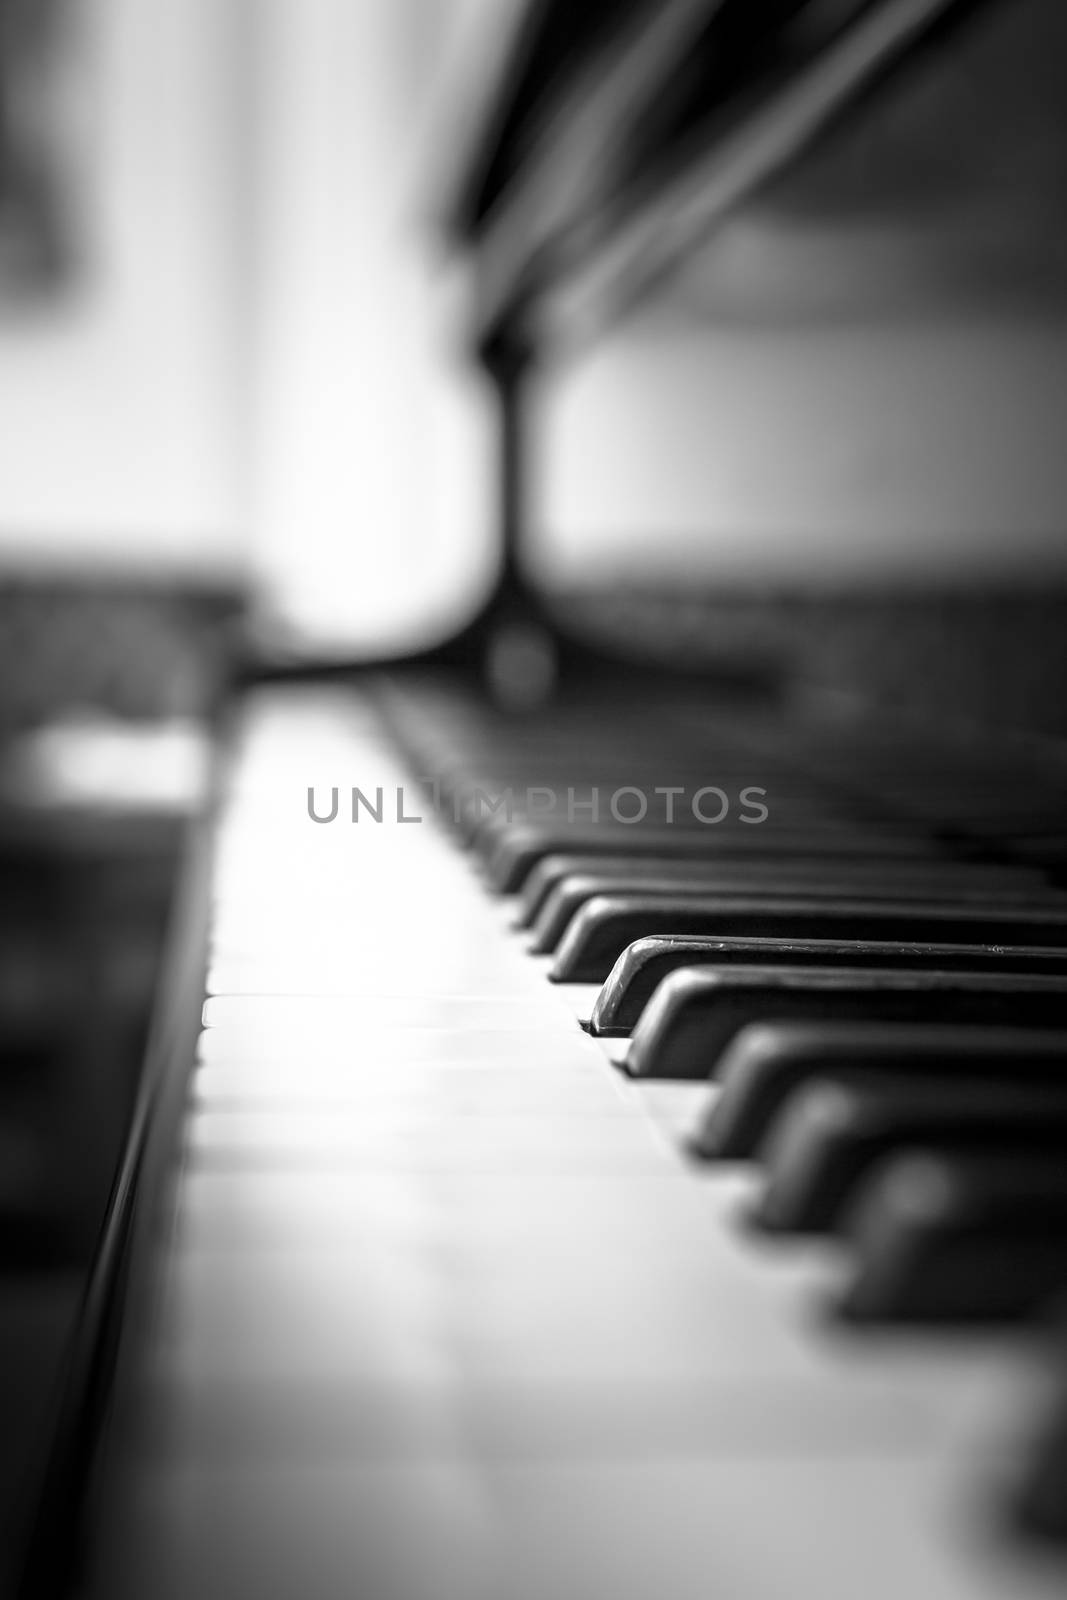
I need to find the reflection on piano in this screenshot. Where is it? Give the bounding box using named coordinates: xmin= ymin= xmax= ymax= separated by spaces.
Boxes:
xmin=15 ymin=0 xmax=1067 ymax=1595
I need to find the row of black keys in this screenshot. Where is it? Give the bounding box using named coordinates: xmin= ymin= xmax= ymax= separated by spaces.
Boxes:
xmin=446 ymin=786 xmax=1067 ymax=1546
xmin=387 ymin=689 xmax=1067 ymax=1541
xmin=486 ymin=826 xmax=1067 ymax=1320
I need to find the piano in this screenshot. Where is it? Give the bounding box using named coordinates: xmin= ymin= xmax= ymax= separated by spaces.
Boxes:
xmin=14 ymin=0 xmax=1067 ymax=1595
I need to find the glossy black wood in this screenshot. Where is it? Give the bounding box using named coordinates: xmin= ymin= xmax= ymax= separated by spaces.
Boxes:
xmin=692 ymin=1022 xmax=1067 ymax=1159
xmin=624 ymin=965 xmax=1067 ymax=1079
xmin=754 ymin=1077 xmax=1067 ymax=1233
xmin=591 ymin=937 xmax=1067 ymax=1036
xmin=554 ymin=898 xmax=1067 ymax=984
xmin=840 ymin=1150 xmax=1067 ymax=1321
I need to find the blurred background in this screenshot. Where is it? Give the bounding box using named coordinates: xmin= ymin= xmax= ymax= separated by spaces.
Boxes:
xmin=1 ymin=0 xmax=1067 ymax=1582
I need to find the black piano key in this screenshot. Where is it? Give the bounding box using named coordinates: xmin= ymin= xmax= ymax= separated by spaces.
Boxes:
xmin=550 ymin=895 xmax=1067 ymax=983
xmin=514 ymin=851 xmax=904 ymax=925
xmin=520 ymin=853 xmax=681 ymax=924
xmin=838 ymin=1150 xmax=1067 ymax=1322
xmin=527 ymin=868 xmax=1056 ymax=955
xmin=485 ymin=825 xmax=938 ymax=894
xmin=591 ymin=937 xmax=1067 ymax=1036
xmin=517 ymin=854 xmax=1043 ymax=932
xmin=519 ymin=857 xmax=839 ymax=930
xmin=754 ymin=1077 xmax=1067 ymax=1234
xmin=625 ymin=966 xmax=1067 ymax=1080
xmin=693 ymin=1022 xmax=1067 ymax=1159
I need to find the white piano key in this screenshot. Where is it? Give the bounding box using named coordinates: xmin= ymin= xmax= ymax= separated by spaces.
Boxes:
xmin=102 ymin=1366 xmax=1061 ymax=1600
xmin=204 ymin=960 xmax=546 ymax=997
xmin=95 ymin=1458 xmax=491 ymax=1600
xmin=201 ymin=996 xmax=584 ymax=1032
xmin=191 ymin=1063 xmax=630 ymax=1113
xmin=469 ymin=1455 xmax=1067 ymax=1600
xmin=181 ymin=1109 xmax=679 ymax=1175
xmin=624 ymin=1079 xmax=716 ymax=1143
xmin=151 ymin=1233 xmax=813 ymax=1390
xmin=194 ymin=1025 xmax=605 ymax=1069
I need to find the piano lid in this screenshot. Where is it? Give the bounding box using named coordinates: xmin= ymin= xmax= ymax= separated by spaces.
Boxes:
xmin=445 ymin=0 xmax=1067 ymax=353
xmin=439 ymin=0 xmax=643 ymax=240
xmin=598 ymin=0 xmax=1067 ymax=329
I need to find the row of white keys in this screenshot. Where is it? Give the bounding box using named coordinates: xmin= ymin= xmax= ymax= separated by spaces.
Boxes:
xmin=89 ymin=687 xmax=1065 ymax=1600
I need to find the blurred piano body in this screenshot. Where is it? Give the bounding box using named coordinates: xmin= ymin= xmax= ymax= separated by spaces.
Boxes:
xmin=20 ymin=2 xmax=1067 ymax=1596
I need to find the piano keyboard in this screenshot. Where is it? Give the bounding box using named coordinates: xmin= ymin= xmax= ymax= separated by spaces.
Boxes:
xmin=85 ymin=679 xmax=1067 ymax=1600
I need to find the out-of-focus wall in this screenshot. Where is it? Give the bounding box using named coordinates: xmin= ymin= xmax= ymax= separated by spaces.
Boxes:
xmin=533 ymin=304 xmax=1067 ymax=587
xmin=250 ymin=0 xmax=497 ymax=654
xmin=0 ymin=0 xmax=497 ymax=644
xmin=0 ymin=0 xmax=250 ymax=577
xmin=7 ymin=0 xmax=1063 ymax=638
